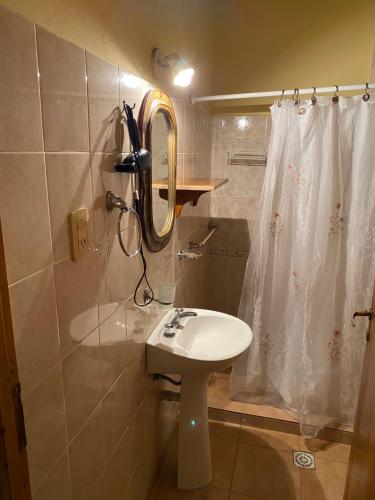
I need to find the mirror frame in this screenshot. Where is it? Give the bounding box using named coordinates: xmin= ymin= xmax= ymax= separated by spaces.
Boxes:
xmin=138 ymin=89 xmax=177 ymax=252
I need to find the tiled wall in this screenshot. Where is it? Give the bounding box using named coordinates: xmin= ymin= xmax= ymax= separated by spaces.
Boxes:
xmin=0 ymin=5 xmax=212 ymax=500
xmin=204 ymin=115 xmax=270 ymax=315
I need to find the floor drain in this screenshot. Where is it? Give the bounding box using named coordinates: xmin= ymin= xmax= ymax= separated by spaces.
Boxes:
xmin=293 ymin=450 xmax=315 ymax=469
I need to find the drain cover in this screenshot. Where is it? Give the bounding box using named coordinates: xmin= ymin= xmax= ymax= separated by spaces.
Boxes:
xmin=293 ymin=450 xmax=315 ymax=469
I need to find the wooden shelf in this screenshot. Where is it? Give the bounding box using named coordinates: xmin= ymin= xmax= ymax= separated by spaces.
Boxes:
xmin=152 ymin=177 xmax=228 ymax=216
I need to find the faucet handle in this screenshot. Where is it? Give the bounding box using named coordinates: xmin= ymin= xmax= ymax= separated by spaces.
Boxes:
xmin=163 ymin=323 xmax=176 ymax=338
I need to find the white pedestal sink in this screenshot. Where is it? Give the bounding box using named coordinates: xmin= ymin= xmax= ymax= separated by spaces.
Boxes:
xmin=146 ymin=308 xmax=252 ymax=490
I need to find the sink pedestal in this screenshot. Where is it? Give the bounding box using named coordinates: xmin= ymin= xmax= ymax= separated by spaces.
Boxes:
xmin=178 ymin=372 xmax=212 ymax=489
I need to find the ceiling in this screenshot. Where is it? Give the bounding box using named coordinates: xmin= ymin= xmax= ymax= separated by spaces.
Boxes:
xmin=3 ymin=0 xmax=375 ymax=112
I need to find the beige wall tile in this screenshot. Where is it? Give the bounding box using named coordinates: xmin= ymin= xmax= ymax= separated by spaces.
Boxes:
xmin=183 ymin=101 xmax=194 ymax=153
xmin=183 ymin=153 xmax=193 ymax=180
xmin=228 ymin=287 xmax=243 ymax=316
xmin=106 ymin=426 xmax=132 ymax=500
xmin=54 ymin=256 xmax=98 ymax=357
xmin=193 ymin=107 xmax=204 ymax=154
xmin=68 ymin=405 xmax=105 ymax=500
xmin=33 ymin=451 xmax=72 ymax=500
xmin=86 ymin=52 xmax=121 ymax=152
xmin=0 ymin=5 xmax=43 ymax=151
xmin=176 ymin=154 xmax=183 ymax=181
xmin=126 ymin=350 xmax=147 ymax=417
xmin=0 ymin=10 xmax=217 ymax=500
xmin=102 ymin=369 xmax=129 ymax=459
xmin=207 ymin=218 xmax=251 ymax=253
xmin=90 ymin=153 xmax=123 ymax=244
xmin=130 ymin=455 xmax=151 ymax=500
xmin=205 ymin=285 xmax=229 ymax=314
xmin=129 ymin=401 xmax=146 ymax=467
xmin=46 ymin=153 xmax=92 ymax=263
xmin=204 ymin=255 xmax=230 ymax=287
xmin=9 ymin=266 xmax=60 ymax=397
xmin=125 ymin=297 xmax=146 ymax=361
xmin=228 ymin=257 xmax=247 ymax=288
xmin=171 ymin=97 xmax=184 ymax=154
xmin=0 ymin=153 xmax=52 ymax=283
xmin=123 ymin=234 xmax=144 ymax=299
xmin=96 ymin=236 xmax=126 ymax=324
xmin=100 ymin=305 xmax=128 ymax=391
xmin=23 ymin=366 xmax=67 ymax=493
xmin=119 ymin=70 xmax=145 ymax=153
xmin=63 ymin=329 xmax=101 ymax=440
xmin=36 ymin=27 xmax=89 ymax=152
xmin=211 ymin=195 xmax=259 ymax=220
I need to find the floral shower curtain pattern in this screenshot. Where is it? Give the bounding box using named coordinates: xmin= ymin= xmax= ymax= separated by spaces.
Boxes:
xmin=231 ymin=95 xmax=375 ymax=436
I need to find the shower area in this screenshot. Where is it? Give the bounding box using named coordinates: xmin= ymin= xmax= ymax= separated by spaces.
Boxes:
xmin=205 ymin=89 xmax=375 ymax=444
xmin=205 ymin=112 xmax=302 ymax=426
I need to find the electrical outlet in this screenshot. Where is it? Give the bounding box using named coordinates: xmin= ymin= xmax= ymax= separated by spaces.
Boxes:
xmin=70 ymin=208 xmax=90 ymax=261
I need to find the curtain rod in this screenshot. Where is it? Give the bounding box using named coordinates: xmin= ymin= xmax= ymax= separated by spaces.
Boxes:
xmin=191 ymin=83 xmax=375 ymax=104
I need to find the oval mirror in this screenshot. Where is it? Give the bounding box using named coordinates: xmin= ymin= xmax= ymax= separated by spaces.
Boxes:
xmin=138 ymin=89 xmax=177 ymax=252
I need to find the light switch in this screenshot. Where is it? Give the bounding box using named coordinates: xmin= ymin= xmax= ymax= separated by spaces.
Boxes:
xmin=70 ymin=208 xmax=90 ymax=261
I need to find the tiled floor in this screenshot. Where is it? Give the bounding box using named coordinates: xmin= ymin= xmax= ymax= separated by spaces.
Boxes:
xmin=152 ymin=417 xmax=350 ymax=500
xmin=207 ymin=371 xmax=353 ymax=433
xmin=207 ymin=371 xmax=296 ymax=421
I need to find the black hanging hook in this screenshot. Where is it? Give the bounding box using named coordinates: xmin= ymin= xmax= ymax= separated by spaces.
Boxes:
xmin=293 ymin=88 xmax=300 ymax=105
xmin=311 ymin=86 xmax=317 ymax=105
xmin=277 ymin=89 xmax=285 ymax=107
xmin=363 ymin=82 xmax=370 ymax=102
xmin=332 ymin=85 xmax=339 ymax=104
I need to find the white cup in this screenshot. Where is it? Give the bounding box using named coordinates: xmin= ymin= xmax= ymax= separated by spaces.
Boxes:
xmin=158 ymin=283 xmax=177 ymax=309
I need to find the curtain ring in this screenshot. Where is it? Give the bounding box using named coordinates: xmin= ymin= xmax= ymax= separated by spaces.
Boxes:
xmin=311 ymin=86 xmax=317 ymax=105
xmin=332 ymin=85 xmax=339 ymax=104
xmin=363 ymin=82 xmax=370 ymax=102
xmin=293 ymin=88 xmax=300 ymax=105
xmin=277 ymin=89 xmax=285 ymax=107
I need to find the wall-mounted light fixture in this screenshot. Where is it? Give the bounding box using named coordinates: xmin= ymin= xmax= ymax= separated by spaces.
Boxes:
xmin=152 ymin=48 xmax=194 ymax=87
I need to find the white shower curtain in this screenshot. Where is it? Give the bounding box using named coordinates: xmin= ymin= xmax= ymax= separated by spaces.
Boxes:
xmin=231 ymin=95 xmax=375 ymax=436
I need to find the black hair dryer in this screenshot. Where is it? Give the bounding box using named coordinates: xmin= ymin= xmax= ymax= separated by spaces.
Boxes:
xmin=116 ymin=103 xmax=151 ymax=173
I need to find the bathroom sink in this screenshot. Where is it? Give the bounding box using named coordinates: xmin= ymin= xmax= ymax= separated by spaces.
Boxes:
xmin=146 ymin=308 xmax=252 ymax=490
xmin=147 ymin=308 xmax=251 ymax=373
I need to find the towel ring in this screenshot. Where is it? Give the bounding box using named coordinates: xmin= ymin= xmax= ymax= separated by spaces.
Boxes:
xmin=363 ymin=82 xmax=370 ymax=102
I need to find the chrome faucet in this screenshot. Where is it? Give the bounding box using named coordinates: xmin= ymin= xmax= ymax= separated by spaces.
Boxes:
xmin=163 ymin=309 xmax=198 ymax=337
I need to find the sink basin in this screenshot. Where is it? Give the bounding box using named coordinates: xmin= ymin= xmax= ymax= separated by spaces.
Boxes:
xmin=147 ymin=308 xmax=252 ymax=373
xmin=146 ymin=308 xmax=252 ymax=490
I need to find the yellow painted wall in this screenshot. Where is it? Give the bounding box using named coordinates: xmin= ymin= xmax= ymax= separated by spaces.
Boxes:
xmin=0 ymin=0 xmax=216 ymax=95
xmin=1 ymin=0 xmax=374 ymax=108
xmin=211 ymin=0 xmax=375 ymax=94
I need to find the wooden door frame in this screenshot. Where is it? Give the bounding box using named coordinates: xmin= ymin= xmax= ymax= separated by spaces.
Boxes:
xmin=0 ymin=219 xmax=31 ymax=500
xmin=344 ymin=287 xmax=375 ymax=499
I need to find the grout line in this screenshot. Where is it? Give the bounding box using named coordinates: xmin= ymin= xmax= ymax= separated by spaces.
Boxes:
xmin=30 ymin=446 xmax=70 ymax=496
xmin=8 ymin=263 xmax=53 ymax=287
xmin=228 ymin=430 xmax=240 ymax=494
xmin=21 ymin=361 xmax=62 ymax=403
